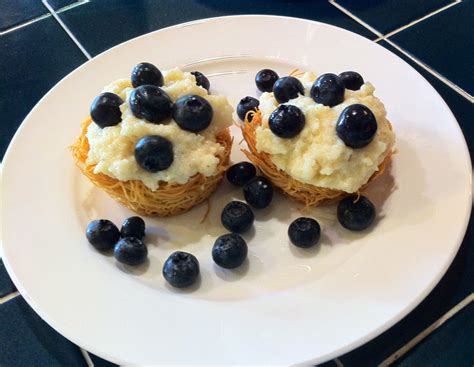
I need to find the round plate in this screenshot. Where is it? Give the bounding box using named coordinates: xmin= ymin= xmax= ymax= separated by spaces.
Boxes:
xmin=2 ymin=16 xmax=471 ymax=365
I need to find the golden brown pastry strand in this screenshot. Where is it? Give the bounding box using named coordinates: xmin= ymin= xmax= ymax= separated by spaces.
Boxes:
xmin=241 ymin=109 xmax=392 ymax=208
xmin=71 ymin=117 xmax=232 ymax=216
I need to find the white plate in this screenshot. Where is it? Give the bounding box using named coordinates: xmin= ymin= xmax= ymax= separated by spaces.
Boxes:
xmin=2 ymin=16 xmax=471 ymax=365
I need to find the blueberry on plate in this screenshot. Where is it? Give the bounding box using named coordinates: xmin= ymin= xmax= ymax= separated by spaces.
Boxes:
xmin=336 ymin=104 xmax=377 ymax=149
xmin=191 ymin=71 xmax=210 ymax=91
xmin=243 ymin=176 xmax=273 ymax=209
xmin=310 ymin=73 xmax=345 ymax=107
xmin=121 ymin=216 xmax=146 ymax=240
xmin=86 ymin=219 xmax=120 ymax=250
xmin=269 ymin=104 xmax=305 ymax=138
xmin=129 ymin=85 xmax=172 ymax=124
xmin=163 ymin=251 xmax=200 ymax=288
xmin=338 ymin=71 xmax=364 ymax=91
xmin=172 ymin=94 xmax=213 ymax=132
xmin=255 ymin=69 xmax=279 ymax=92
xmin=221 ymin=201 xmax=254 ymax=233
xmin=273 ymin=76 xmax=305 ymax=103
xmin=236 ymin=96 xmax=259 ymax=121
xmin=90 ymin=92 xmax=123 ymax=128
xmin=288 ymin=217 xmax=321 ymax=248
xmin=131 ymin=62 xmax=164 ymax=88
xmin=337 ymin=195 xmax=375 ymax=231
xmin=114 ymin=237 xmax=148 ymax=266
xmin=212 ymin=233 xmax=248 ymax=269
xmin=226 ymin=161 xmax=257 ymax=186
xmin=135 ymin=135 xmax=174 ymax=172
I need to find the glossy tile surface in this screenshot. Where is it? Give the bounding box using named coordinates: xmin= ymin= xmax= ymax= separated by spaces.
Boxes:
xmin=391 ymin=1 xmax=474 ymax=96
xmin=0 ymin=17 xmax=86 ymax=159
xmin=0 ymin=296 xmax=86 ymax=366
xmin=53 ymin=0 xmax=377 ymax=56
xmin=336 ymin=0 xmax=453 ymax=34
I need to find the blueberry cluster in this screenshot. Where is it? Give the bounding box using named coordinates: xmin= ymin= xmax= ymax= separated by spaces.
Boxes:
xmin=237 ymin=68 xmax=377 ymax=149
xmin=89 ymin=62 xmax=212 ymax=174
xmin=86 ymin=216 xmax=148 ymax=266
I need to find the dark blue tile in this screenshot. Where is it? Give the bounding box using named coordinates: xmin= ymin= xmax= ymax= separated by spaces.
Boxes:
xmin=89 ymin=353 xmax=118 ymax=367
xmin=393 ymin=302 xmax=474 ymax=367
xmin=55 ymin=0 xmax=377 ymax=57
xmin=337 ymin=41 xmax=473 ymax=366
xmin=391 ymin=2 xmax=474 ymax=96
xmin=336 ymin=0 xmax=452 ymax=34
xmin=317 ymin=360 xmax=339 ymax=367
xmin=0 ymin=17 xmax=87 ymax=160
xmin=0 ymin=296 xmax=86 ymax=367
xmin=0 ymin=259 xmax=16 ymax=297
xmin=0 ymin=0 xmax=47 ymax=31
xmin=49 ymin=0 xmax=78 ymax=9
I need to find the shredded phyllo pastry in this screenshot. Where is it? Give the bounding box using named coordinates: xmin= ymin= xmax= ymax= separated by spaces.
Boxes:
xmin=241 ymin=110 xmax=392 ymax=207
xmin=72 ymin=117 xmax=232 ymax=216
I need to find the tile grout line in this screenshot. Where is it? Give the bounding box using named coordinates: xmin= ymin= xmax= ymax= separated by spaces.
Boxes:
xmin=384 ymin=38 xmax=473 ymax=102
xmin=328 ymin=0 xmax=383 ymax=38
xmin=41 ymin=0 xmax=92 ymax=60
xmin=379 ymin=293 xmax=474 ymax=366
xmin=334 ymin=357 xmax=345 ymax=366
xmin=328 ymin=0 xmax=473 ymax=102
xmin=0 ymin=13 xmax=51 ymax=36
xmin=0 ymin=291 xmax=19 ymax=305
xmin=80 ymin=348 xmax=94 ymax=367
xmin=0 ymin=0 xmax=88 ymax=37
xmin=373 ymin=0 xmax=461 ymax=42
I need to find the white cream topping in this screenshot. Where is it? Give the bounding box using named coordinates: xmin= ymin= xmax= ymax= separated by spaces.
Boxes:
xmin=86 ymin=68 xmax=233 ymax=191
xmin=255 ymin=72 xmax=395 ymax=193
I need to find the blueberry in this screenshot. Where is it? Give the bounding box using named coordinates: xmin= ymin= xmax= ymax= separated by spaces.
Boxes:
xmin=221 ymin=201 xmax=254 ymax=233
xmin=86 ymin=219 xmax=120 ymax=250
xmin=336 ymin=104 xmax=377 ymax=149
xmin=337 ymin=195 xmax=375 ymax=231
xmin=135 ymin=135 xmax=173 ymax=172
xmin=212 ymin=233 xmax=248 ymax=269
xmin=131 ymin=62 xmax=163 ymax=88
xmin=191 ymin=71 xmax=210 ymax=91
xmin=172 ymin=94 xmax=213 ymax=132
xmin=129 ymin=85 xmax=172 ymax=124
xmin=310 ymin=73 xmax=345 ymax=107
xmin=114 ymin=237 xmax=148 ymax=266
xmin=243 ymin=176 xmax=273 ymax=209
xmin=226 ymin=161 xmax=257 ymax=186
xmin=273 ymin=76 xmax=305 ymax=103
xmin=121 ymin=216 xmax=145 ymax=239
xmin=288 ymin=217 xmax=321 ymax=248
xmin=338 ymin=71 xmax=364 ymax=91
xmin=90 ymin=92 xmax=123 ymax=128
xmin=163 ymin=251 xmax=200 ymax=288
xmin=255 ymin=69 xmax=279 ymax=92
xmin=236 ymin=96 xmax=260 ymax=121
xmin=269 ymin=104 xmax=305 ymax=138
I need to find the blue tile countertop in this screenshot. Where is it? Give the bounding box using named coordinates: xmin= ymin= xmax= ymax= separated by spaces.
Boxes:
xmin=1 ymin=1 xmax=473 ymax=366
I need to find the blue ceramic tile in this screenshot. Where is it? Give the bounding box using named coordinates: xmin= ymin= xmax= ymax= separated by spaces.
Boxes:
xmin=0 ymin=296 xmax=86 ymax=366
xmin=0 ymin=0 xmax=77 ymax=31
xmin=0 ymin=17 xmax=87 ymax=159
xmin=0 ymin=259 xmax=16 ymax=297
xmin=391 ymin=2 xmax=474 ymax=96
xmin=338 ymin=41 xmax=474 ymax=366
xmin=394 ymin=302 xmax=474 ymax=367
xmin=89 ymin=353 xmax=118 ymax=367
xmin=317 ymin=360 xmax=339 ymax=367
xmin=336 ymin=0 xmax=453 ymax=34
xmin=55 ymin=0 xmax=377 ymax=57
xmin=0 ymin=0 xmax=47 ymax=31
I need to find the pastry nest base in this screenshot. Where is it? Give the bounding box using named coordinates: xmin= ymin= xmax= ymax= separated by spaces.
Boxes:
xmin=241 ymin=110 xmax=392 ymax=207
xmin=71 ymin=117 xmax=232 ymax=216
